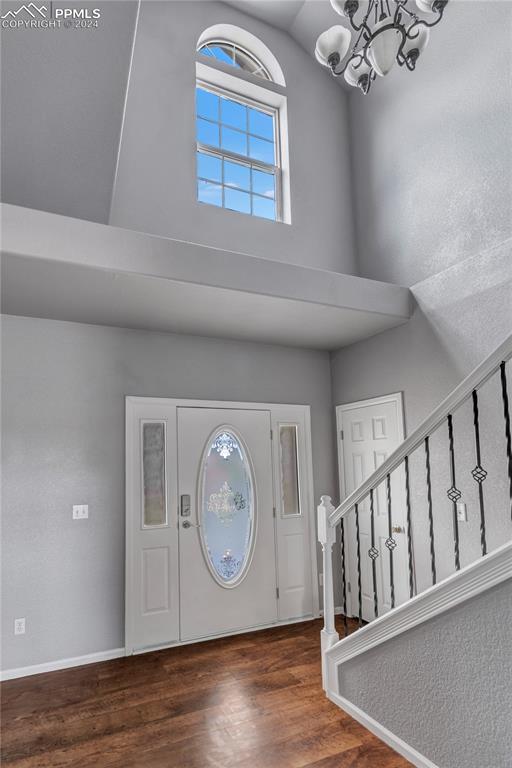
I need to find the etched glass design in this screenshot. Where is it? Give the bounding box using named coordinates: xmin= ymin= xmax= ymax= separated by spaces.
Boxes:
xmin=279 ymin=425 xmax=301 ymax=516
xmin=200 ymin=429 xmax=254 ymax=584
xmin=142 ymin=422 xmax=166 ymax=526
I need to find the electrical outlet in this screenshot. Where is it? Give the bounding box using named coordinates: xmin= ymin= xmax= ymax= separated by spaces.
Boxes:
xmin=14 ymin=618 xmax=25 ymax=635
xmin=456 ymin=502 xmax=468 ymax=523
xmin=73 ymin=504 xmax=89 ymax=520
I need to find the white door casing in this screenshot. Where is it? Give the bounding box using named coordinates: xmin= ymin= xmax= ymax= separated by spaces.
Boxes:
xmin=126 ymin=397 xmax=317 ymax=654
xmin=336 ymin=394 xmax=410 ymax=621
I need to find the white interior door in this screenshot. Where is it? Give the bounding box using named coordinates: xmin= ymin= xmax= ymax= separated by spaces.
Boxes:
xmin=178 ymin=407 xmax=278 ymax=641
xmin=337 ymin=394 xmax=410 ymax=621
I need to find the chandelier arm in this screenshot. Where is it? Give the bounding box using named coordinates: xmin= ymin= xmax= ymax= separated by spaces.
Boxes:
xmin=330 ymin=56 xmax=352 ymax=78
xmin=407 ymin=7 xmax=445 ymax=33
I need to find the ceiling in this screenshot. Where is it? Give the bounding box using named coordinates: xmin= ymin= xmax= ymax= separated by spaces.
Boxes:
xmin=224 ymin=1 xmax=348 ymax=69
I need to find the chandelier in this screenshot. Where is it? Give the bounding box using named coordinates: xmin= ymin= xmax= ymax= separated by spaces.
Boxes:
xmin=315 ymin=0 xmax=449 ymax=94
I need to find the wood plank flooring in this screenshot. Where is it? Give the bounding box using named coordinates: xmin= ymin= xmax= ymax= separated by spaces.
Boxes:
xmin=1 ymin=618 xmax=411 ymax=767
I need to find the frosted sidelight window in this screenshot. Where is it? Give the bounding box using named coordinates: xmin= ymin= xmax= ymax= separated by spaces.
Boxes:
xmin=142 ymin=422 xmax=167 ymax=527
xmin=199 ymin=430 xmax=254 ymax=585
xmin=279 ymin=425 xmax=301 ymax=517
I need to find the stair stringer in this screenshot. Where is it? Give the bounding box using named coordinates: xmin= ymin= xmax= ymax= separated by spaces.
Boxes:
xmin=323 ymin=541 xmax=512 ymax=768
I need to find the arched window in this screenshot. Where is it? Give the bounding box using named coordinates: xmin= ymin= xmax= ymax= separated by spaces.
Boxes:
xmin=195 ymin=25 xmax=290 ymax=224
xmin=198 ymin=41 xmax=271 ymax=81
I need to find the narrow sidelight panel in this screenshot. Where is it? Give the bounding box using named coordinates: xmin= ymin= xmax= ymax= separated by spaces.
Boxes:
xmin=279 ymin=425 xmax=301 ymax=517
xmin=142 ymin=422 xmax=167 ymax=527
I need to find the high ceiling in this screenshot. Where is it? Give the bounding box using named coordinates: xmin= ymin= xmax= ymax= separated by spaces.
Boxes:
xmin=223 ymin=1 xmax=347 ymax=67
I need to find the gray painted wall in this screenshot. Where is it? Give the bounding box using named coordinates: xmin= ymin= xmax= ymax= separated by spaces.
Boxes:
xmin=339 ymin=579 xmax=512 ymax=768
xmin=331 ymin=241 xmax=512 ymax=594
xmin=348 ymin=0 xmax=512 ymax=286
xmin=1 ymin=314 xmax=335 ymax=670
xmin=109 ymin=0 xmax=357 ymax=273
xmin=0 ymin=1 xmax=138 ymax=224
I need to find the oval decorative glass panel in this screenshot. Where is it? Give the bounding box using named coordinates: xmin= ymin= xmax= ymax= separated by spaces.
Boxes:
xmin=199 ymin=429 xmax=255 ymax=586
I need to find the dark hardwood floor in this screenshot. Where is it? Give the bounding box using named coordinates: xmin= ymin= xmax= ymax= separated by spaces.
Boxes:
xmin=1 ymin=618 xmax=410 ymax=767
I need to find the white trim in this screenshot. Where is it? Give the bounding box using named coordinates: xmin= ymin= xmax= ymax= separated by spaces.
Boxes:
xmin=331 ymin=335 xmax=512 ymax=526
xmin=131 ymin=613 xmax=315 ymax=656
xmin=325 ymin=540 xmax=512 ymax=672
xmin=1 ymin=614 xmax=319 ymax=681
xmin=335 ymin=392 xmax=406 ymax=617
xmin=109 ymin=0 xmax=141 ymax=224
xmin=197 ymin=24 xmax=286 ymax=86
xmin=327 ymin=691 xmax=440 ymax=768
xmin=125 ymin=397 xmax=320 ymax=653
xmin=195 ymin=61 xmax=291 ymax=225
xmin=322 ymin=544 xmax=512 ymax=768
xmin=1 ymin=648 xmax=125 ymax=682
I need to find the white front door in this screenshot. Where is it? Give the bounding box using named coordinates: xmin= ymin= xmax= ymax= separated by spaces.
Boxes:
xmin=337 ymin=394 xmax=410 ymax=621
xmin=178 ymin=407 xmax=277 ymax=641
xmin=126 ymin=398 xmax=316 ymax=653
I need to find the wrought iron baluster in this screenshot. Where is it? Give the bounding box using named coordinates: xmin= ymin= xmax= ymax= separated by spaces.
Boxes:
xmin=385 ymin=474 xmax=396 ymax=610
xmin=447 ymin=414 xmax=461 ymax=570
xmin=354 ymin=503 xmax=363 ymax=628
xmin=500 ymin=361 xmax=512 ymax=522
xmin=471 ymin=389 xmax=488 ymax=556
xmin=339 ymin=517 xmax=348 ymax=637
xmin=368 ymin=489 xmax=379 ymax=619
xmin=424 ymin=436 xmax=437 ymax=585
xmin=404 ymin=455 xmax=415 ymax=598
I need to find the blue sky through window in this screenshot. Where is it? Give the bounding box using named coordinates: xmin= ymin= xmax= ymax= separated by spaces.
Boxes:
xmin=196 ymin=86 xmax=277 ymax=221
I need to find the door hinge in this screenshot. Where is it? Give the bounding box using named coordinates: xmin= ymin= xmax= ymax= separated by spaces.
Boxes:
xmin=273 ymin=507 xmax=276 ymax=518
xmin=347 ymin=581 xmax=351 ymax=593
xmin=340 ymin=429 xmax=344 ymax=440
xmin=276 ymin=587 xmax=280 ymax=599
xmin=270 ymin=429 xmax=273 ymax=440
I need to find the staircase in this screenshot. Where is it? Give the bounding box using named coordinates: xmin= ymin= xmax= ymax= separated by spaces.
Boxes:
xmin=318 ymin=335 xmax=512 ymax=768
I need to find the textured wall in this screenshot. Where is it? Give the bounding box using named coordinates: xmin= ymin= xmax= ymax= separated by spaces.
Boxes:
xmin=349 ymin=0 xmax=512 ymax=286
xmin=110 ymin=0 xmax=357 ymax=273
xmin=0 ymin=1 xmax=138 ymax=224
xmin=331 ymin=242 xmax=512 ymax=594
xmin=339 ymin=579 xmax=512 ymax=768
xmin=1 ymin=314 xmax=335 ymax=670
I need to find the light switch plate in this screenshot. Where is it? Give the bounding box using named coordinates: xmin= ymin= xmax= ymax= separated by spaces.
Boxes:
xmin=456 ymin=502 xmax=468 ymax=523
xmin=73 ymin=504 xmax=89 ymax=520
xmin=14 ymin=618 xmax=26 ymax=635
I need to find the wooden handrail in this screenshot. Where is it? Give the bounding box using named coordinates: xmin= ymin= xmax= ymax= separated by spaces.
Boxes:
xmin=328 ymin=334 xmax=512 ymax=528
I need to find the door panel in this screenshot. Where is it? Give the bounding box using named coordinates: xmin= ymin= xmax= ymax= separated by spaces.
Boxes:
xmin=126 ymin=404 xmax=179 ymax=652
xmin=178 ymin=407 xmax=278 ymax=641
xmin=273 ymin=415 xmax=314 ymax=621
xmin=338 ymin=396 xmax=409 ymax=621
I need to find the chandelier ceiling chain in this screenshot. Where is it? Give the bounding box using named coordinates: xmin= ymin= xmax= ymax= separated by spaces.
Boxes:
xmin=315 ymin=0 xmax=449 ymax=94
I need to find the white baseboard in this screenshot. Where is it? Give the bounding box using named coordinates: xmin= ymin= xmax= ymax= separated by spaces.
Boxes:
xmin=1 ymin=613 xmax=322 ymax=680
xmin=1 ymin=647 xmax=125 ymax=682
xmin=328 ymin=691 xmax=439 ymax=768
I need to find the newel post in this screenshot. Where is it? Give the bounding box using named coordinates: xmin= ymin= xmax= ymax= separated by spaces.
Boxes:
xmin=318 ymin=495 xmax=339 ymax=691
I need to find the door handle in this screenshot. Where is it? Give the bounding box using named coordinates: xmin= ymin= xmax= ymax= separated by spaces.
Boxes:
xmin=182 ymin=520 xmax=200 ymax=529
xmin=180 ymin=494 xmax=191 ymax=517
xmin=392 ymin=525 xmax=405 ymax=534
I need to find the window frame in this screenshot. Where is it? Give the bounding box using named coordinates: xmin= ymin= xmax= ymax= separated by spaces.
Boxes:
xmin=196 ymin=79 xmax=283 ymax=222
xmin=198 ymin=39 xmax=272 ymax=82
